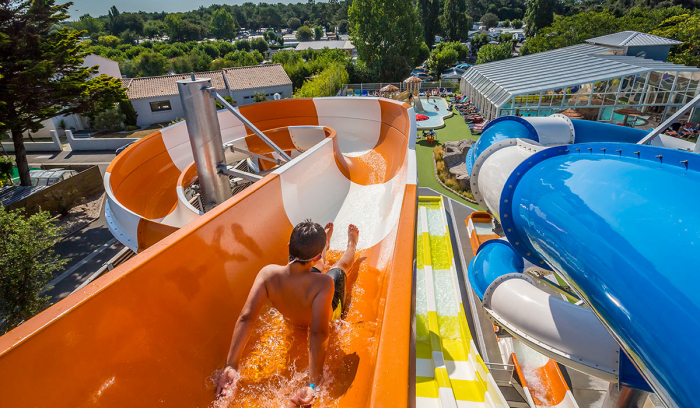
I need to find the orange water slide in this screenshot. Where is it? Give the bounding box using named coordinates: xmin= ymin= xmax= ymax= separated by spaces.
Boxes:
xmin=0 ymin=97 xmax=419 ymax=407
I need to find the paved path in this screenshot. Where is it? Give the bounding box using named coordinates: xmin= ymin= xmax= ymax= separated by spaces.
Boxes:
xmin=26 ymin=150 xmax=116 ymax=175
xmin=46 ymin=205 xmax=124 ymax=304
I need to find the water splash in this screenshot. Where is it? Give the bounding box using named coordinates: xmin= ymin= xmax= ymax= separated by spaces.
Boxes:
xmin=210 ymin=249 xmax=382 ymax=407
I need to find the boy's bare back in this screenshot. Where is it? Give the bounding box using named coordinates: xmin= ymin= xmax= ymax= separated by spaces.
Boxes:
xmin=261 ymin=264 xmax=335 ymax=327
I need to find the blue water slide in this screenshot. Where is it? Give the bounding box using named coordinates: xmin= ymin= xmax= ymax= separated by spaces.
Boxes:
xmin=468 ymin=240 xmax=523 ymax=299
xmin=465 ymin=116 xmax=538 ymax=174
xmin=499 ymin=142 xmax=700 ymax=408
xmin=569 ymin=119 xmax=648 ymax=143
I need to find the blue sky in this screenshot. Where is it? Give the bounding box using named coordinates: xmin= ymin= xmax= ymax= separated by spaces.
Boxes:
xmin=69 ymin=0 xmax=310 ymax=18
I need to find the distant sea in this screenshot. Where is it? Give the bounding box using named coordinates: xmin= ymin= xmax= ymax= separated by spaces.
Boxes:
xmin=69 ymin=0 xmax=325 ymax=19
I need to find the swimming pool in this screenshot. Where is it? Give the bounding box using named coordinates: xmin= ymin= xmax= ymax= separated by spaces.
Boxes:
xmin=415 ymin=97 xmax=453 ymax=130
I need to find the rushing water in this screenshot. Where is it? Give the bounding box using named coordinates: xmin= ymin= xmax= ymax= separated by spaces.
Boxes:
xmin=513 ymin=341 xmax=555 ymax=407
xmin=210 ymin=249 xmax=382 ymax=408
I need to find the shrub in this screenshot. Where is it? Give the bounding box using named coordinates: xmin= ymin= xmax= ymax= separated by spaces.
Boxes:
xmin=119 ymin=99 xmax=138 ymax=126
xmin=0 ymin=207 xmax=68 ymax=333
xmin=93 ymin=106 xmax=125 ymax=131
xmin=125 ymin=125 xmax=138 ymax=131
xmin=253 ymin=91 xmax=268 ymax=103
xmin=294 ymin=63 xmax=349 ymax=97
xmin=0 ymin=155 xmax=13 ymax=186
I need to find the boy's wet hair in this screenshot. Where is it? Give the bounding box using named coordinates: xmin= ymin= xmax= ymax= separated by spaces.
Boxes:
xmin=289 ymin=219 xmax=326 ymax=264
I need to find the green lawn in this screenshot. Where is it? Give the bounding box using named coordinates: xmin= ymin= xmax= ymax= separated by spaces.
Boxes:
xmin=415 ymin=107 xmax=484 ymax=211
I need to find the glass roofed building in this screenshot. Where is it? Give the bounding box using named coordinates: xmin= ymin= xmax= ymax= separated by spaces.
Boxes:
xmin=460 ymin=31 xmax=700 ymax=128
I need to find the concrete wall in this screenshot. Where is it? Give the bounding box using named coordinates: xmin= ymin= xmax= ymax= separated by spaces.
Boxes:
xmin=7 ymin=166 xmax=104 ymax=215
xmin=2 ymin=130 xmax=63 ymax=152
xmin=131 ymin=95 xmax=185 ymax=128
xmin=229 ymin=84 xmax=292 ymax=106
xmin=66 ymin=130 xmax=138 ymax=152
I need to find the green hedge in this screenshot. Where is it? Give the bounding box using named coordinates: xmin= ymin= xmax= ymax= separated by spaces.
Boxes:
xmin=294 ymin=63 xmax=349 ymax=98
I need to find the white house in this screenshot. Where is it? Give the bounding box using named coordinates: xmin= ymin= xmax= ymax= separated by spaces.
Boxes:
xmin=122 ymin=64 xmax=293 ymax=128
xmin=25 ymin=54 xmax=122 ymax=138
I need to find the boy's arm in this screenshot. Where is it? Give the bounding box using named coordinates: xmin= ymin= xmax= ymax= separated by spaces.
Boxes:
xmin=217 ymin=269 xmax=269 ymax=396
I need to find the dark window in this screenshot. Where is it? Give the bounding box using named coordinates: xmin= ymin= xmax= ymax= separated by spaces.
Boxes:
xmin=150 ymin=100 xmax=172 ymax=112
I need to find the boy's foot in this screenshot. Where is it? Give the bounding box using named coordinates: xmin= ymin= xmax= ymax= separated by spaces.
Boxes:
xmin=324 ymin=222 xmax=334 ymax=248
xmin=348 ymin=224 xmax=359 ymax=248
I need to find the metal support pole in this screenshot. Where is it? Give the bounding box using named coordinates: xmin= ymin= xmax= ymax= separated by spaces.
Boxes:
xmin=212 ymin=91 xmax=292 ymax=162
xmin=601 ymin=383 xmax=649 ymax=408
xmin=177 ymin=78 xmax=232 ymax=212
xmin=638 ymin=93 xmax=700 ymax=145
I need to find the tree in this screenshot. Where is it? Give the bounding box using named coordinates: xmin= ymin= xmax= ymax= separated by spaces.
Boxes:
xmin=119 ymin=29 xmax=138 ymax=45
xmin=211 ymin=8 xmax=238 ymax=41
xmin=276 ymin=35 xmax=285 ymax=46
xmin=426 ymin=42 xmax=468 ymax=75
xmin=524 ymin=0 xmax=555 ymax=37
xmin=511 ymin=19 xmax=523 ymax=29
xmin=264 ymin=30 xmax=276 ymax=42
xmin=337 ymin=19 xmax=349 ymax=34
xmin=481 ymin=13 xmax=499 ymax=29
xmin=135 ymin=50 xmax=168 ymax=77
xmin=288 ymin=17 xmax=302 ymax=30
xmin=0 ymin=207 xmax=67 ymax=334
xmin=419 ymin=0 xmax=441 ymax=47
xmin=144 ymin=20 xmax=165 ymax=39
xmin=416 ymin=42 xmax=431 ymax=65
xmin=503 ymin=19 xmax=511 ymax=28
xmin=314 ymin=26 xmax=323 ymax=41
xmin=220 ymin=50 xmax=261 ymax=67
xmin=497 ymin=32 xmax=514 ymax=43
xmin=297 ymin=25 xmax=314 ymax=41
xmin=251 ymin=37 xmax=269 ymax=53
xmin=651 ymin=13 xmax=700 ymax=67
xmin=476 ymin=42 xmax=513 ymax=64
xmin=519 ymin=11 xmax=621 ymax=55
xmin=0 ymin=0 xmax=124 ymax=186
xmin=74 ymin=14 xmax=103 ymax=37
xmin=443 ymin=0 xmax=472 ymax=42
xmin=98 ymin=35 xmax=121 ymax=47
xmin=253 ymin=91 xmax=269 ymax=102
xmin=470 ymin=33 xmax=490 ymax=53
xmin=349 ymin=0 xmax=423 ymax=81
xmin=93 ymin=105 xmax=125 ymax=131
xmin=164 ymin=14 xmax=202 ymax=42
xmin=235 ymin=39 xmax=251 ymax=51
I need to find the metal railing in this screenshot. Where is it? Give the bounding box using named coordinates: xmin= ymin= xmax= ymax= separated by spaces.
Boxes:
xmin=339 ymin=81 xmax=459 ymax=96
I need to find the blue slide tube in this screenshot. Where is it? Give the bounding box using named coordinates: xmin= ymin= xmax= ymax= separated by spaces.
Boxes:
xmin=466 ymin=116 xmax=538 ymax=174
xmin=569 ymin=119 xmax=648 ymax=144
xmin=467 ymin=240 xmax=524 ymax=299
xmin=499 ymin=142 xmax=700 ymax=408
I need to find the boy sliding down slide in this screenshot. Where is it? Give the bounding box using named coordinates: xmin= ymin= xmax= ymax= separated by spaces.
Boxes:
xmin=217 ymin=220 xmax=359 ymax=407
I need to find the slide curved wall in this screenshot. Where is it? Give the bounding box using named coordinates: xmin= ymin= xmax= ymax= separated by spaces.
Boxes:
xmin=467 ymin=115 xmax=700 ymax=408
xmin=0 ymin=97 xmax=418 ymax=408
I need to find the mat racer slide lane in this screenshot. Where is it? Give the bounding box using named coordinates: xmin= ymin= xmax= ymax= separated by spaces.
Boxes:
xmin=416 ymin=196 xmax=507 ymax=408
xmin=0 ymin=97 xmax=419 ymax=408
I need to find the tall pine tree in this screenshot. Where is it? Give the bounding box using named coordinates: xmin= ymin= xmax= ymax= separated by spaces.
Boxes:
xmin=443 ymin=0 xmax=472 ymax=43
xmin=524 ymin=0 xmax=555 ymax=37
xmin=0 ymin=0 xmax=124 ymax=186
xmin=419 ymin=0 xmax=442 ymax=47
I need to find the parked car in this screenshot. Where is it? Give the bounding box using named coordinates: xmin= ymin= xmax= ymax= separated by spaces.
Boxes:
xmin=116 ymin=141 xmax=137 ymax=156
xmin=29 ymin=169 xmax=78 ymax=187
xmin=455 ymin=63 xmax=472 ymax=69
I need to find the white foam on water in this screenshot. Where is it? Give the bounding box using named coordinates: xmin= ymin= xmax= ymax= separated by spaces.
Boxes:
xmin=513 ymin=341 xmax=554 ymax=407
xmin=426 ymin=209 xmax=445 ymax=237
xmin=416 ymin=268 xmax=428 ymax=316
xmin=433 ymin=270 xmax=459 ymax=317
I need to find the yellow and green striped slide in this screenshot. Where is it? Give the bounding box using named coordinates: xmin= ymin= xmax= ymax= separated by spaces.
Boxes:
xmin=416 ymin=196 xmax=508 ymax=408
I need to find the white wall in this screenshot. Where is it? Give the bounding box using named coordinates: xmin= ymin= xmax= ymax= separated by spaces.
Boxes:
xmin=131 ymin=95 xmax=186 ymax=128
xmin=83 ymin=54 xmax=122 ymax=79
xmin=2 ymin=130 xmax=63 ymax=152
xmin=229 ymin=84 xmax=292 ymax=106
xmin=66 ymin=130 xmax=137 ymax=151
